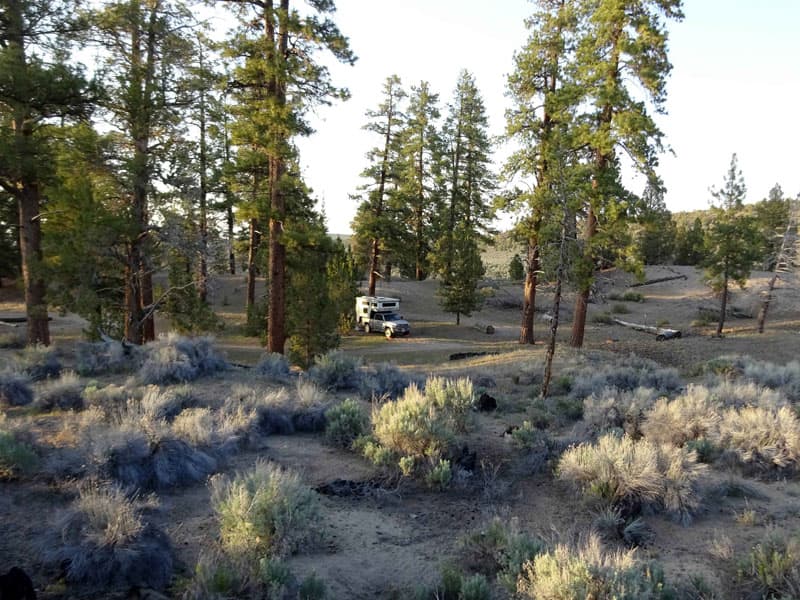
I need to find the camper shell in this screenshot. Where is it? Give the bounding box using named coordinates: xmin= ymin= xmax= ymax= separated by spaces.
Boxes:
xmin=355 ymin=296 xmax=411 ymax=338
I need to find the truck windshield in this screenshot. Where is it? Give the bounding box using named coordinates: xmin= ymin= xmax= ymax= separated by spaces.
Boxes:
xmin=383 ymin=313 xmax=402 ymax=321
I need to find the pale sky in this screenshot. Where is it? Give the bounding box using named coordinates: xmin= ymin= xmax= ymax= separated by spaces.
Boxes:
xmin=289 ymin=0 xmax=800 ymax=234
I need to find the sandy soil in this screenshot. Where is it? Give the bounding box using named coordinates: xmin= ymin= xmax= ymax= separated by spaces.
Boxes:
xmin=2 ymin=265 xmax=800 ymax=598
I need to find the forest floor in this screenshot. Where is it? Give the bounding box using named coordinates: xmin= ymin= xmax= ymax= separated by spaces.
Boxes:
xmin=1 ymin=264 xmax=800 ymax=599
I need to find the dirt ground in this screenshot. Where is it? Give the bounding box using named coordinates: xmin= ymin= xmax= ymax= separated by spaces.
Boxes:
xmin=1 ymin=265 xmax=799 ymax=598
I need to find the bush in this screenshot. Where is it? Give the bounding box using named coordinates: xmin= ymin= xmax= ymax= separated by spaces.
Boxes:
xmin=360 ymin=362 xmax=412 ymax=400
xmin=642 ymin=385 xmax=720 ymax=447
xmin=138 ymin=334 xmax=228 ymax=385
xmin=425 ymin=458 xmax=452 ymax=490
xmin=0 ymin=425 xmax=37 ymax=480
xmin=35 ymin=371 xmax=85 ymax=411
xmin=42 ymin=484 xmax=172 ymax=591
xmin=737 ymin=533 xmax=800 ymax=599
xmin=0 ymin=370 xmax=33 ymax=407
xmin=592 ymin=312 xmax=614 ymax=325
xmin=0 ymin=330 xmax=25 ymax=349
xmin=308 ymin=350 xmax=362 ymax=391
xmin=715 ymin=405 xmax=800 ymax=474
xmin=558 ymin=434 xmax=705 ymax=523
xmin=611 ymin=303 xmax=630 ymax=314
xmin=210 ymin=460 xmax=318 ymax=558
xmin=583 ymin=387 xmax=658 ymax=437
xmin=610 ymin=291 xmax=645 ymax=303
xmin=709 ymin=379 xmax=787 ymax=410
xmin=298 ymin=572 xmax=327 ymax=600
xmin=139 ymin=384 xmax=198 ymax=422
xmin=517 ymin=533 xmax=668 ymax=599
xmin=425 ymin=376 xmax=474 ymax=433
xmin=459 ymin=573 xmax=490 ymax=600
xmin=76 ymin=340 xmax=138 ymax=376
xmin=253 ymin=352 xmax=291 ymax=382
xmin=372 ymin=384 xmax=452 ymax=463
xmin=325 ymin=399 xmax=368 ymax=448
xmin=16 ymin=344 xmax=61 ymax=381
xmin=295 ymin=378 xmax=326 ymax=407
xmin=508 ymin=254 xmax=525 ymax=281
xmin=171 ymin=408 xmax=215 ymax=446
xmin=568 ymin=355 xmax=681 ymax=401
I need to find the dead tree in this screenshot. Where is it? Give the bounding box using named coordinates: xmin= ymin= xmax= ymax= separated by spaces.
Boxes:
xmin=757 ymin=201 xmax=799 ymax=333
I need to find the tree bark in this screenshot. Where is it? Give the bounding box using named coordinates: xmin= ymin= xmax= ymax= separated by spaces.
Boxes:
xmin=716 ymin=271 xmax=728 ymax=337
xmin=17 ymin=185 xmax=50 ymax=346
xmin=542 ymin=201 xmax=569 ymax=398
xmin=246 ymin=217 xmax=260 ymax=313
xmin=197 ymin=40 xmax=209 ymax=304
xmin=570 ymin=205 xmax=597 ymax=347
xmin=519 ymin=219 xmax=541 ymax=345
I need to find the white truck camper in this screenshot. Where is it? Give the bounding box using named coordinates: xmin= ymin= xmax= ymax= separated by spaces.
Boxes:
xmin=355 ymin=296 xmax=411 ymax=338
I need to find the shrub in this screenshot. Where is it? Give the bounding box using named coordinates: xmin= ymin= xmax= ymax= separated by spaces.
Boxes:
xmin=372 ymin=384 xmax=452 ymax=463
xmin=740 ymin=357 xmax=800 ymax=401
xmin=172 ymin=408 xmax=215 ymax=446
xmin=558 ymin=434 xmax=705 ymax=523
xmin=298 ymin=572 xmax=327 ymax=600
xmin=517 ymin=534 xmax=668 ymax=599
xmin=609 ymin=291 xmax=645 ymax=303
xmin=459 ymin=573 xmax=491 ymax=600
xmin=138 ymin=334 xmax=228 ymax=385
xmin=139 ymin=384 xmax=198 ymax=422
xmin=16 ymin=344 xmax=61 ymax=381
xmin=35 ymin=371 xmax=85 ymax=411
xmin=296 ymin=378 xmax=326 ymax=407
xmin=425 ymin=458 xmax=452 ymax=490
xmin=42 ymin=484 xmax=172 ymax=591
xmin=642 ymin=385 xmax=720 ymax=447
xmin=715 ymin=405 xmax=800 ymax=474
xmin=592 ymin=312 xmax=614 ymax=325
xmin=75 ymin=340 xmax=138 ymax=376
xmin=0 ymin=330 xmax=25 ymax=349
xmin=508 ymin=253 xmax=525 ymax=281
xmin=210 ymin=460 xmax=318 ymax=558
xmin=360 ymin=362 xmax=412 ymax=400
xmin=611 ymin=303 xmax=630 ymax=314
xmin=308 ymin=350 xmax=362 ymax=391
xmin=426 ymin=376 xmax=474 ymax=433
xmin=568 ymin=356 xmax=681 ymax=400
xmin=737 ymin=533 xmax=800 ymax=599
xmin=0 ymin=370 xmax=33 ymax=407
xmin=253 ymin=352 xmax=291 ymax=382
xmin=325 ymin=399 xmax=368 ymax=448
xmin=0 ymin=426 xmax=37 ymax=480
xmin=583 ymin=387 xmax=658 ymax=437
xmin=709 ymin=379 xmax=787 ymax=410
xmin=185 ymin=551 xmax=251 ymax=599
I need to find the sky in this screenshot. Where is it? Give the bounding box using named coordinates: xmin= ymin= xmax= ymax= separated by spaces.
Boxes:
xmin=287 ymin=0 xmax=800 ymax=234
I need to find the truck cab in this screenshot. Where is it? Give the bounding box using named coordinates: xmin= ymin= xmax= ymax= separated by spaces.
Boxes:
xmin=356 ymin=296 xmax=411 ymax=338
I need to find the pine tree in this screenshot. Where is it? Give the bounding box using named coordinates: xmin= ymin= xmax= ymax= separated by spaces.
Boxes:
xmin=351 ymin=75 xmax=406 ymax=295
xmin=504 ymin=0 xmax=581 ymax=344
xmin=437 ymin=225 xmax=484 ymax=325
xmin=396 ymin=80 xmax=444 ymax=280
xmin=569 ymin=0 xmax=683 ymax=348
xmin=0 ymin=0 xmax=92 ymax=345
xmin=90 ymin=0 xmax=195 ymax=344
xmin=703 ymin=154 xmax=761 ymax=336
xmin=222 ymin=0 xmax=354 ymax=353
xmin=674 ymin=217 xmax=705 ymax=265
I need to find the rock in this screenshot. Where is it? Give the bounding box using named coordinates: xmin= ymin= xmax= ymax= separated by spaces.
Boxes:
xmin=476 ymin=392 xmax=497 ymax=412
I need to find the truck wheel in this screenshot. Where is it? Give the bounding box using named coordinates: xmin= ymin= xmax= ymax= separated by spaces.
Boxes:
xmin=384 ymin=328 xmax=393 ymax=339
xmin=364 ymin=323 xmax=371 ymax=334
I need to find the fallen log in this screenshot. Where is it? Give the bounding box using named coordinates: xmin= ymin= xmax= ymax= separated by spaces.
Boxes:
xmin=0 ymin=316 xmax=52 ymax=324
xmin=628 ymin=274 xmax=687 ymax=287
xmin=473 ymin=322 xmax=495 ymax=334
xmin=612 ymin=318 xmax=682 ymax=341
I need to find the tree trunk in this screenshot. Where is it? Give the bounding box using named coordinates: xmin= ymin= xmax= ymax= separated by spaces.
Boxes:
xmin=519 ymin=221 xmax=541 ymax=345
xmin=18 ymin=186 xmax=50 ymax=346
xmin=542 ymin=201 xmax=569 ymax=398
xmin=246 ymin=217 xmax=260 ymax=313
xmin=716 ymin=272 xmax=728 ymax=337
xmin=124 ymin=243 xmax=144 ymax=344
xmin=368 ymin=237 xmax=380 ymax=296
xmin=228 ymin=204 xmax=236 ymax=275
xmin=570 ymin=205 xmax=597 ymax=347
xmin=197 ymin=42 xmax=209 ymax=303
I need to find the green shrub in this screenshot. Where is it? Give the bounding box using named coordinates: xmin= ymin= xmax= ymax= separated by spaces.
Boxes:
xmin=715 ymin=405 xmax=800 ymax=474
xmin=459 ymin=573 xmax=490 ymax=600
xmin=583 ymin=387 xmax=657 ymax=437
xmin=592 ymin=312 xmax=614 ymax=325
xmin=558 ymin=434 xmax=705 ymax=523
xmin=76 ymin=340 xmax=138 ymax=376
xmin=139 ymin=334 xmax=228 ymax=385
xmin=253 ymin=352 xmax=291 ymax=381
xmin=299 ymin=572 xmax=327 ymax=600
xmin=0 ymin=370 xmax=33 ymax=407
xmin=0 ymin=330 xmax=25 ymax=349
xmin=308 ymin=350 xmax=362 ymax=391
xmin=16 ymin=344 xmax=61 ymax=381
xmin=0 ymin=427 xmax=37 ymax=479
xmin=171 ymin=408 xmax=215 ymax=446
xmin=35 ymin=371 xmax=85 ymax=411
xmin=517 ymin=534 xmax=668 ymax=599
xmin=642 ymin=385 xmax=720 ymax=447
xmin=210 ymin=460 xmax=318 ymax=558
xmin=511 ymin=420 xmax=546 ymax=450
xmin=425 ymin=458 xmax=452 ymax=490
xmin=43 ymin=484 xmax=172 ymax=591
xmin=737 ymin=533 xmax=800 ymax=599
xmin=611 ymin=303 xmax=630 ymax=314
xmin=371 ymin=384 xmax=452 ymax=464
xmin=426 ymin=376 xmax=474 ymax=433
xmin=325 ymin=399 xmax=368 ymax=448
xmin=508 ymin=253 xmax=525 ymax=281
xmin=359 ymin=362 xmax=412 ymax=400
